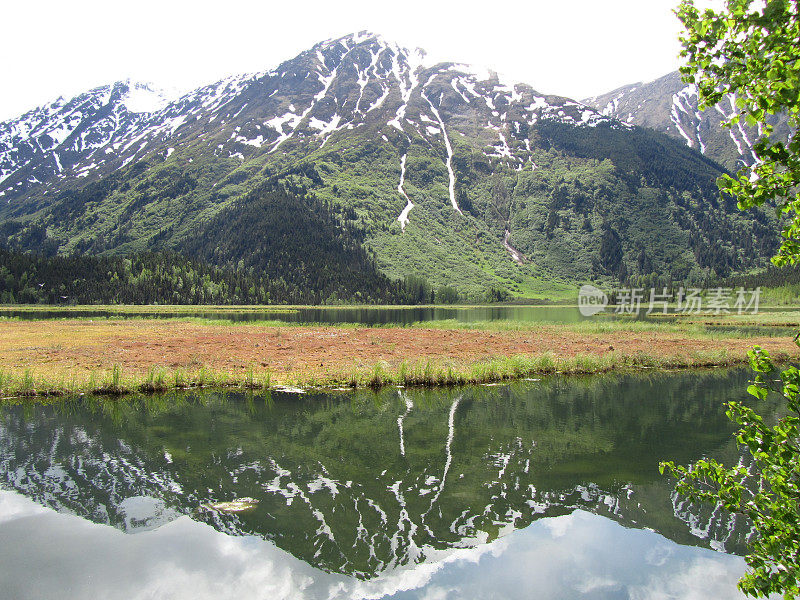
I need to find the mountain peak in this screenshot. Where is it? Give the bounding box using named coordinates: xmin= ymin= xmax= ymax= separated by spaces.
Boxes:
xmin=314 ymin=31 xmax=428 ymax=63
xmin=116 ymin=80 xmax=172 ymax=114
xmin=583 ymin=69 xmax=791 ymax=171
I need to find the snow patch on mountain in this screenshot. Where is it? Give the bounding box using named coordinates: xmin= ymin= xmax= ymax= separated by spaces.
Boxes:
xmin=121 ymin=83 xmax=172 ymax=113
xmin=396 ymin=154 xmax=414 ymax=231
xmin=423 ymin=92 xmax=461 ymax=214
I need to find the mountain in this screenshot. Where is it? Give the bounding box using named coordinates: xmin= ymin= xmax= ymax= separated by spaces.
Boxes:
xmin=583 ymin=70 xmax=793 ymax=173
xmin=0 ymin=34 xmax=779 ymax=300
xmin=0 ymin=80 xmax=171 ymax=195
xmin=0 ymin=373 xmax=763 ymax=579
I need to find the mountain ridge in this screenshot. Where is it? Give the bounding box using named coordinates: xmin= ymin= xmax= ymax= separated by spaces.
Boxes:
xmin=0 ymin=32 xmax=778 ymax=300
xmin=583 ymin=70 xmax=793 ymax=173
xmin=0 ymin=30 xmax=624 ymax=206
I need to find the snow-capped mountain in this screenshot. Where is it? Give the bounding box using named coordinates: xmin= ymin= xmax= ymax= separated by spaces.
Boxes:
xmin=0 ymin=81 xmax=172 ymax=196
xmin=0 ymin=32 xmax=616 ymax=205
xmin=0 ymin=33 xmax=776 ymax=296
xmin=583 ymin=71 xmax=792 ymax=172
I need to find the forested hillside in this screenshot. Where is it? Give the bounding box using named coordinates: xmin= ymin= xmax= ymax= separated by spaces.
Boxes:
xmin=0 ymin=249 xmax=281 ymax=304
xmin=0 ymin=247 xmax=408 ymax=305
xmin=0 ymin=33 xmax=781 ymax=301
xmin=181 ymin=179 xmax=408 ymax=304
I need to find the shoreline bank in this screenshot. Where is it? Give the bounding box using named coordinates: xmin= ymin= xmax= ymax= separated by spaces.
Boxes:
xmin=1 ymin=318 xmax=797 ymax=399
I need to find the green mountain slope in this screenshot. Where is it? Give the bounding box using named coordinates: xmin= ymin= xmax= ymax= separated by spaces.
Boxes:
xmin=0 ymin=33 xmax=779 ymax=301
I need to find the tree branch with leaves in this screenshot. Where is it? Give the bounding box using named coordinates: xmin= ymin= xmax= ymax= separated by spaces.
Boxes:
xmin=661 ymin=1 xmax=800 ymax=597
xmin=678 ymin=0 xmax=799 ymax=264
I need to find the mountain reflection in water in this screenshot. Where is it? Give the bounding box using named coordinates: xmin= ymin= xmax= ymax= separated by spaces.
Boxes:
xmin=0 ymin=370 xmax=771 ymax=598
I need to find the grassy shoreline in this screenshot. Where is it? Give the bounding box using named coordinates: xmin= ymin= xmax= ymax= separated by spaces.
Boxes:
xmin=1 ymin=312 xmax=798 ymax=400
xmin=0 ymin=348 xmax=788 ymax=400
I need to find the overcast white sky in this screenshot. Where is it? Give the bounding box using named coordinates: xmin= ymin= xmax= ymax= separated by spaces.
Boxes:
xmin=0 ymin=0 xmax=715 ymax=121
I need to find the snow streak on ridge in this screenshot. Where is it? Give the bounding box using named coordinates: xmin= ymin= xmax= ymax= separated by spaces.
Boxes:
xmin=396 ymin=154 xmax=414 ymax=231
xmin=423 ymin=92 xmax=461 ymax=214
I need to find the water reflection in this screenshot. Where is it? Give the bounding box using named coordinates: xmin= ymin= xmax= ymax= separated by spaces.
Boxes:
xmin=0 ymin=304 xmax=587 ymax=324
xmin=2 ymin=305 xmax=796 ymax=326
xmin=0 ymin=490 xmax=748 ymax=600
xmin=0 ymin=370 xmax=775 ymax=597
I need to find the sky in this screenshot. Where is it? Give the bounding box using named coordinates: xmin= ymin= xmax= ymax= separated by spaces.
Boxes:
xmin=0 ymin=0 xmax=714 ymax=121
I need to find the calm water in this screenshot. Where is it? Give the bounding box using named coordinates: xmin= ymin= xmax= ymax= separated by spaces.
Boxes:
xmin=2 ymin=305 xmax=797 ymax=326
xmin=0 ymin=370 xmax=774 ymax=599
xmin=0 ymin=305 xmax=586 ymax=324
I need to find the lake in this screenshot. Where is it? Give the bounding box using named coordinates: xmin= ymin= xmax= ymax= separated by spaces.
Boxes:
xmin=1 ymin=304 xmax=795 ymax=326
xmin=0 ymin=305 xmax=587 ymax=324
xmin=0 ymin=370 xmax=770 ymax=599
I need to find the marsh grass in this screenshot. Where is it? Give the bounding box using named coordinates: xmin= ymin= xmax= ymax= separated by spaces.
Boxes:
xmin=314 ymin=349 xmax=750 ymax=390
xmin=174 ymin=368 xmax=187 ymax=388
xmin=243 ymin=366 xmax=259 ymax=389
xmin=0 ymin=347 xmax=787 ymax=400
xmin=409 ymin=318 xmax=774 ymax=339
xmin=20 ymin=370 xmax=36 ymax=395
xmin=104 ymin=364 xmax=123 ymax=393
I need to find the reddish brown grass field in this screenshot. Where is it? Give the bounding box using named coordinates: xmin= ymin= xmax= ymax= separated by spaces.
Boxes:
xmin=1 ymin=319 xmax=797 ymax=385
